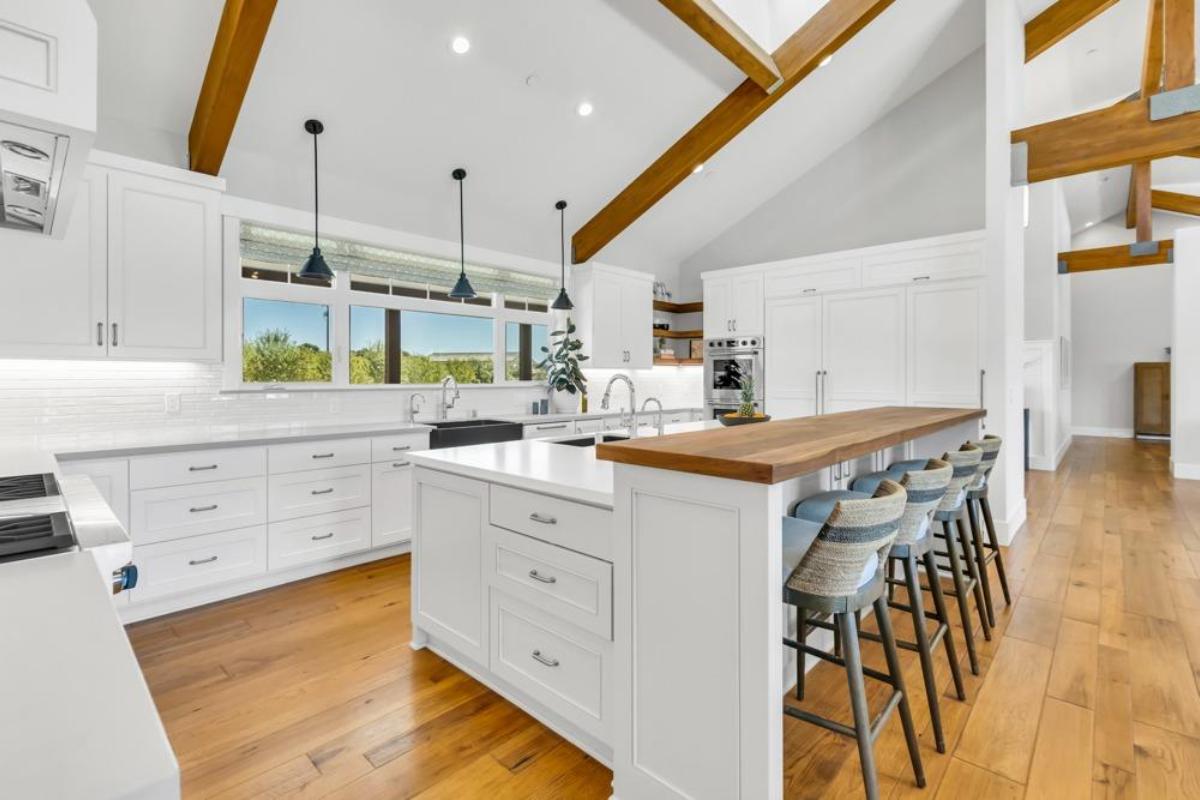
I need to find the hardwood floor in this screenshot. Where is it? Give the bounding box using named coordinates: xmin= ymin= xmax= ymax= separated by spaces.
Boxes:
xmin=128 ymin=436 xmax=1200 ymax=798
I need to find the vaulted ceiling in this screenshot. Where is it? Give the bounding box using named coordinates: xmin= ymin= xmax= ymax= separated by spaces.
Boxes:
xmin=88 ymin=0 xmax=980 ymax=280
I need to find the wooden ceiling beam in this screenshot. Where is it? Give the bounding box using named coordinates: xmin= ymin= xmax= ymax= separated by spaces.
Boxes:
xmin=659 ymin=0 xmax=781 ymax=91
xmin=188 ymin=0 xmax=277 ymax=175
xmin=1025 ymin=0 xmax=1120 ymax=62
xmin=1057 ymin=239 xmax=1174 ymax=274
xmin=572 ymin=0 xmax=895 ymax=264
xmin=1164 ymin=0 xmax=1196 ymax=90
xmin=1152 ymin=189 xmax=1200 ymax=215
xmin=1126 ymin=161 xmax=1153 ymax=238
xmin=1126 ymin=0 xmax=1163 ymax=235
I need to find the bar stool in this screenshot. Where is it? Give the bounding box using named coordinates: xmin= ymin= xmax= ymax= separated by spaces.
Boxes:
xmin=965 ymin=435 xmax=1012 ymax=628
xmin=782 ymin=480 xmax=924 ymax=800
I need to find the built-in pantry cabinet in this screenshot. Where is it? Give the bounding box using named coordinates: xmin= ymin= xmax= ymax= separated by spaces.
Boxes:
xmin=0 ymin=152 xmax=223 ymax=362
xmin=571 ymin=264 xmax=653 ymax=369
xmin=702 ymin=272 xmax=764 ymax=338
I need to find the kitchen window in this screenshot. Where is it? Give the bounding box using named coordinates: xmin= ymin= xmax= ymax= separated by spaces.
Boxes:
xmin=505 ymin=322 xmax=549 ymax=382
xmin=350 ymin=306 xmax=496 ymax=385
xmin=242 ymin=298 xmax=332 ymax=383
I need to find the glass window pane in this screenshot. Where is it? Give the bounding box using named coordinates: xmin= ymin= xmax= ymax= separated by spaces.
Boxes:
xmin=505 ymin=321 xmax=548 ymax=382
xmin=242 ymin=298 xmax=331 ymax=383
xmin=350 ymin=305 xmax=400 ymax=385
xmin=401 ymin=310 xmax=493 ymax=384
xmin=241 ymin=265 xmax=289 ymax=283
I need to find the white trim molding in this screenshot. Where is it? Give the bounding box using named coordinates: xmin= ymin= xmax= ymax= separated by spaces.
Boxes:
xmin=1072 ymin=426 xmax=1135 ymax=439
xmin=1173 ymin=462 xmax=1200 ymax=481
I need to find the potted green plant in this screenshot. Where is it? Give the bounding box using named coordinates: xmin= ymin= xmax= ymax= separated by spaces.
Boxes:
xmin=539 ymin=318 xmax=589 ymax=411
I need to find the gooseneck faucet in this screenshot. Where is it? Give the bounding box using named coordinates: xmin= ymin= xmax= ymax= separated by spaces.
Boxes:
xmin=439 ymin=376 xmax=460 ymax=421
xmin=600 ymin=374 xmax=638 ymax=438
xmin=641 ymin=397 xmax=664 ymax=436
xmin=408 ymin=393 xmax=426 ymax=422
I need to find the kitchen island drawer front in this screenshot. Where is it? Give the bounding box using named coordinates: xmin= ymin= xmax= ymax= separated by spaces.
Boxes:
xmin=523 ymin=421 xmax=574 ymax=439
xmin=129 ymin=447 xmax=266 ymax=490
xmin=490 ymin=590 xmax=607 ymax=740
xmin=489 ymin=484 xmax=612 ymax=561
xmin=268 ymin=465 xmax=370 ymax=521
xmin=134 ymin=526 xmax=267 ymax=600
xmin=372 ymin=460 xmax=413 ymax=548
xmin=488 ymin=527 xmax=613 ymax=639
xmin=371 ymin=432 xmax=430 ymax=463
xmin=130 ymin=477 xmax=267 ymax=545
xmin=268 ymin=508 xmax=370 ymax=571
xmin=269 ymin=437 xmax=371 ymax=474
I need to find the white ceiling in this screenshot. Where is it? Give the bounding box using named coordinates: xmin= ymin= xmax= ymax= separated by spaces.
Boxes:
xmin=89 ymin=0 xmax=979 ymax=277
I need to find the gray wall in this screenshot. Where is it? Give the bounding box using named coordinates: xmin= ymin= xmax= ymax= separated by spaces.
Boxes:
xmin=676 ymin=47 xmax=985 ymax=298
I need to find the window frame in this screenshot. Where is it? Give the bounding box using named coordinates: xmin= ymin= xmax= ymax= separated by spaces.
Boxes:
xmin=222 ymin=215 xmax=555 ymax=391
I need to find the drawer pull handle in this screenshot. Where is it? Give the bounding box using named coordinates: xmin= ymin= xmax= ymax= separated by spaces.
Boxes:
xmin=311 ymin=532 xmax=335 ymax=541
xmin=802 ymin=287 xmax=817 ymax=294
xmin=392 ymin=461 xmax=410 ymax=468
xmin=529 ymin=512 xmax=557 ymax=525
xmin=188 ymin=555 xmax=218 ymax=566
xmin=392 ymin=445 xmax=412 ymax=452
xmin=536 ymin=423 xmax=569 ymax=431
xmin=312 ymin=453 xmax=336 ymax=459
xmin=189 ymin=504 xmax=218 ymax=513
xmin=311 ymin=488 xmax=335 ymax=496
xmin=528 ymin=569 xmax=557 ymax=584
xmin=188 ymin=464 xmax=218 ymax=472
xmin=531 ymin=650 xmax=560 ymax=668
xmin=912 ymin=275 xmax=931 ymax=282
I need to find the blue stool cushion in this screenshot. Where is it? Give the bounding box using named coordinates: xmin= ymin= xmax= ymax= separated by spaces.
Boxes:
xmin=849 ymin=470 xmax=902 ymax=496
xmin=782 ymin=516 xmax=823 ymax=582
xmin=888 ymin=459 xmax=929 ymax=475
xmin=791 ymin=490 xmax=869 ymax=524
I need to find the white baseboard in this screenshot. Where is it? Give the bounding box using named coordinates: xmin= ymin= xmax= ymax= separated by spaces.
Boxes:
xmin=1029 ymin=435 xmax=1074 ymax=472
xmin=1174 ymin=462 xmax=1200 ymax=481
xmin=996 ymin=497 xmax=1027 ymax=547
xmin=1072 ymin=426 xmax=1134 ymax=439
xmin=1054 ymin=435 xmax=1072 ymax=468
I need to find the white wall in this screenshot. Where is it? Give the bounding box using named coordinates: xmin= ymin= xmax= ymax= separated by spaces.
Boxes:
xmin=1173 ymin=227 xmax=1200 ymax=478
xmin=676 ymin=47 xmax=984 ymax=297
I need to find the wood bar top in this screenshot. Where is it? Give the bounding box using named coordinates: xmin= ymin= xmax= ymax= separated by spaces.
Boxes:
xmin=595 ymin=406 xmax=986 ymax=484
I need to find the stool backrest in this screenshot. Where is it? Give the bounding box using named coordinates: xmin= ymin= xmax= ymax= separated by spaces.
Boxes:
xmin=894 ymin=458 xmax=952 ymax=545
xmin=938 ymin=444 xmax=982 ymax=512
xmin=966 ymin=434 xmax=1002 ymax=490
xmin=787 ymin=480 xmax=907 ymax=597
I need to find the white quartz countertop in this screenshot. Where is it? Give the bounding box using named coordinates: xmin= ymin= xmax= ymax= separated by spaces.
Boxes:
xmin=0 ymin=551 xmax=179 ymax=799
xmin=493 ymin=407 xmax=701 ymax=425
xmin=407 ymin=420 xmax=720 ymax=507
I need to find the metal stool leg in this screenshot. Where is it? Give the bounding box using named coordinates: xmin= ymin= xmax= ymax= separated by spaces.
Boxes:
xmin=981 ymin=496 xmax=1012 ymax=606
xmin=923 ymin=549 xmax=966 ymax=701
xmin=956 ymin=516 xmax=992 ymax=642
xmin=902 ymin=554 xmax=945 ymax=753
xmin=874 ymin=596 xmax=926 ymax=789
xmin=942 ymin=519 xmax=980 ymax=675
xmin=967 ymin=499 xmax=996 ymax=627
xmin=838 ymin=611 xmax=880 ymax=800
xmin=795 ymin=607 xmax=807 ymax=700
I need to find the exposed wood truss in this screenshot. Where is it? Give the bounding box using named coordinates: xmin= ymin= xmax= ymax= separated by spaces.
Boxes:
xmin=572 ymin=0 xmax=895 ymax=264
xmin=659 ymin=0 xmax=781 ymax=91
xmin=1164 ymin=0 xmax=1196 ymax=90
xmin=1025 ymin=0 xmax=1119 ymax=62
xmin=1152 ymin=189 xmax=1200 ymax=216
xmin=1126 ymin=0 xmax=1164 ymax=236
xmin=1057 ymin=239 xmax=1173 ymax=274
xmin=188 ymin=0 xmax=277 ymax=175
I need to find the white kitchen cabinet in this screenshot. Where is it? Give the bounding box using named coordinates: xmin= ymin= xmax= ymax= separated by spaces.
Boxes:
xmin=130 ymin=477 xmax=268 ymax=546
xmin=372 ymin=460 xmax=413 ymax=547
xmin=907 ymin=279 xmax=984 ymax=408
xmin=268 ymin=507 xmax=371 ymax=571
xmin=702 ymin=273 xmax=763 ymax=338
xmin=60 ymin=457 xmax=130 ymax=531
xmin=267 ymin=465 xmax=371 ymax=521
xmin=574 ymin=418 xmax=606 ymax=434
xmin=822 ymin=288 xmax=906 ymax=413
xmin=860 ymin=234 xmax=984 ymax=287
xmin=524 ymin=420 xmax=575 ymax=439
xmin=134 ymin=525 xmax=268 ymax=600
xmin=571 ymin=264 xmax=653 ymax=369
xmin=765 ymin=295 xmax=822 ymax=420
xmin=702 ymin=279 xmax=729 ymax=339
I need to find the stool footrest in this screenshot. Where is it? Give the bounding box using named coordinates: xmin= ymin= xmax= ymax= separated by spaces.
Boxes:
xmin=783 ymin=689 xmax=903 ymax=746
xmin=783 ymin=636 xmax=893 ymax=685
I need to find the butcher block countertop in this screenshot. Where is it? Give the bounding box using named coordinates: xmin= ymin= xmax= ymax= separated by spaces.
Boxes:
xmin=595 ymin=406 xmax=986 ymax=484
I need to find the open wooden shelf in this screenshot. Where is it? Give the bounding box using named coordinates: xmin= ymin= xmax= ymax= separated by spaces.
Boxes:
xmin=655 ymin=329 xmax=704 ymax=339
xmin=654 ymin=300 xmax=704 ymax=314
xmin=653 ymin=357 xmax=703 ymax=366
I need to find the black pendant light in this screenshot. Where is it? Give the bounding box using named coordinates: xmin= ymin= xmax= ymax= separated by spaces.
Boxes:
xmin=298 ymin=119 xmax=334 ymax=281
xmin=551 ymin=200 xmax=573 ymax=310
xmin=448 ymin=167 xmax=477 ymax=299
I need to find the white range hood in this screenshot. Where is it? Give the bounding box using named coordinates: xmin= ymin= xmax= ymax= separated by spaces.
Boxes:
xmin=0 ymin=0 xmax=96 ymax=238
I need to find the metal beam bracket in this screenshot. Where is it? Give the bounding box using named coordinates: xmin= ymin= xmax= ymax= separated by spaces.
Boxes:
xmin=1150 ymin=83 xmax=1200 ymax=121
xmin=1058 ymin=259 xmax=1069 ymax=274
xmin=1130 ymin=240 xmax=1160 ymax=256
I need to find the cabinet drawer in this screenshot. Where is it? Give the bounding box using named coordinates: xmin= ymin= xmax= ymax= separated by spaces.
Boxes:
xmin=765 ymin=259 xmax=860 ymax=296
xmin=490 ymin=590 xmax=608 ymax=740
xmin=371 ymin=431 xmax=429 ymax=463
xmin=268 ymin=465 xmax=370 ymax=522
xmin=268 ymin=508 xmax=370 ymax=571
xmin=129 ymin=446 xmax=266 ymax=490
xmin=524 ymin=421 xmax=574 ymax=439
xmin=487 ymin=527 xmax=613 ymax=639
xmin=130 ymin=477 xmax=267 ymax=545
xmin=372 ymin=460 xmax=413 ymax=548
xmin=489 ymin=484 xmax=612 ymax=561
xmin=573 ymin=418 xmax=605 ymax=434
xmin=269 ymin=437 xmax=370 ymax=474
xmin=860 ymin=239 xmax=984 ymax=287
xmin=133 ymin=526 xmax=267 ymax=600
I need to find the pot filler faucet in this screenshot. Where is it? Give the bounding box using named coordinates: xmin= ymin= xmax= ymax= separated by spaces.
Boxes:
xmin=600 ymin=374 xmax=638 ymax=438
xmin=641 ymin=397 xmax=664 ymax=436
xmin=439 ymin=376 xmax=460 ymax=421
xmin=408 ymin=393 xmax=426 ymax=422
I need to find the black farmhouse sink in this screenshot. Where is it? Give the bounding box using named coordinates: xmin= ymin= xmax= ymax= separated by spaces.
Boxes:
xmin=550 ymin=434 xmax=630 ymax=448
xmin=427 ymin=419 xmax=524 ymax=449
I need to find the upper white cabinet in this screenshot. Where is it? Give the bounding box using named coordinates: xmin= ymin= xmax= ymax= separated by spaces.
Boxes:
xmin=822 ymin=288 xmax=906 ymax=413
xmin=702 ymin=273 xmax=763 ymax=338
xmin=907 ymin=279 xmax=984 ymax=407
xmin=0 ymin=151 xmax=224 ymax=361
xmin=572 ymin=264 xmax=653 ymax=369
xmin=764 ymin=295 xmax=821 ymax=419
xmin=860 ymin=234 xmax=984 ymax=287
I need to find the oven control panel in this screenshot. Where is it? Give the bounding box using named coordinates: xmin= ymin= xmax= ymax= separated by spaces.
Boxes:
xmin=707 ymin=338 xmax=760 ymax=349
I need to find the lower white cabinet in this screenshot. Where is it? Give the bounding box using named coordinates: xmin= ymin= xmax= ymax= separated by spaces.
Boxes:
xmin=524 ymin=421 xmax=575 ymax=439
xmin=268 ymin=507 xmax=371 ymax=571
xmin=267 ymin=465 xmax=371 ymax=521
xmin=134 ymin=526 xmax=267 ymax=601
xmin=372 ymin=460 xmax=413 ymax=547
xmin=574 ymin=418 xmax=605 ymax=434
xmin=489 ymin=484 xmax=612 ymax=561
xmin=130 ymin=477 xmax=267 ymax=545
xmin=60 ymin=458 xmax=130 ymax=531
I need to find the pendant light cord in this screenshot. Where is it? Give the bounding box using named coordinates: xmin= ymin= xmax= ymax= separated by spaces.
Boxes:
xmin=459 ymin=177 xmax=465 ymax=278
xmin=312 ymin=130 xmax=319 ymax=247
xmin=560 ymin=206 xmax=565 ymax=283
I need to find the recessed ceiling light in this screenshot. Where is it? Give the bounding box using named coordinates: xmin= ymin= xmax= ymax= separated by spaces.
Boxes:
xmin=1085 ymin=220 xmax=1096 ymax=228
xmin=819 ymin=54 xmax=834 ymax=68
xmin=692 ymin=163 xmax=704 ymax=174
xmin=451 ymin=36 xmax=471 ymax=54
xmin=577 ymin=101 xmax=594 ymax=117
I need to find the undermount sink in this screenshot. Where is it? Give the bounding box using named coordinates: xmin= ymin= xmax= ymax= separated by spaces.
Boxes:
xmin=427 ymin=419 xmax=524 ymax=449
xmin=550 ymin=434 xmax=631 ymax=448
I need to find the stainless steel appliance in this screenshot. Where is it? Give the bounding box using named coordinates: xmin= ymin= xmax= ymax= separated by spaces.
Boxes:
xmin=705 ymin=399 xmax=764 ymax=420
xmin=0 ymin=122 xmax=70 ymax=234
xmin=703 ymin=336 xmax=765 ymax=409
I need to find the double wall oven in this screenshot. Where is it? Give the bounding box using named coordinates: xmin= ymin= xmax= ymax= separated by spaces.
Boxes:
xmin=703 ymin=337 xmax=765 ymax=419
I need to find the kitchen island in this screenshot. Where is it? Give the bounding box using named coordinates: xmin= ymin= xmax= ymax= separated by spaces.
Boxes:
xmin=407 ymin=407 xmax=983 ymax=799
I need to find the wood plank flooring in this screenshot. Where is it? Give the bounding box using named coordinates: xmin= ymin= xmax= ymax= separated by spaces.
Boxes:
xmin=127 ymin=436 xmax=1200 ymax=798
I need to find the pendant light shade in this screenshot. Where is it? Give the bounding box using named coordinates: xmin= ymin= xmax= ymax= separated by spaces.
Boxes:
xmin=298 ymin=119 xmax=335 ymax=281
xmin=551 ymin=199 xmax=573 ymax=310
xmin=448 ymin=168 xmax=477 ymax=300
